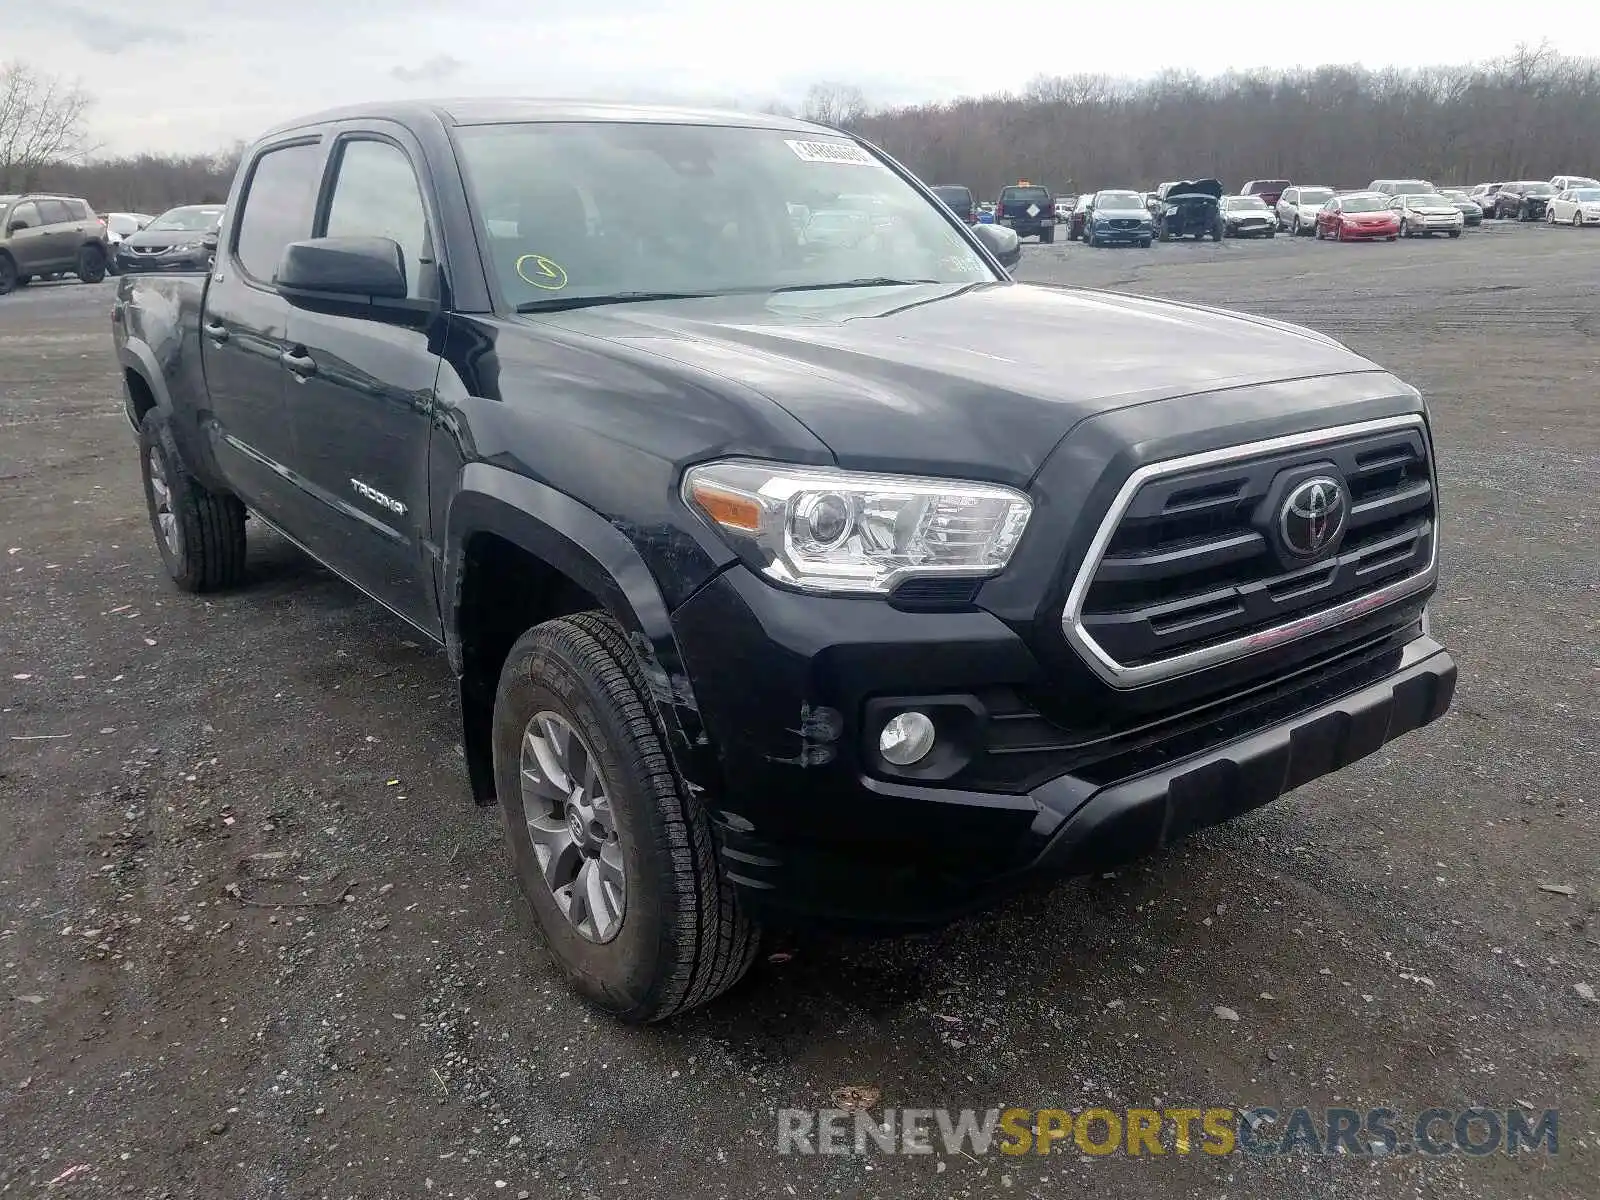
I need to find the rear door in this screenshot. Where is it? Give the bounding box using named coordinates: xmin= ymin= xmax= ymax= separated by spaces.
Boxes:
xmin=33 ymin=199 xmax=77 ymax=270
xmin=201 ymin=136 xmax=327 ymax=515
xmin=278 ymin=125 xmax=444 ymax=637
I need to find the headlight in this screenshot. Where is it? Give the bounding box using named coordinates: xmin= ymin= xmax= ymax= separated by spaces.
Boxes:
xmin=683 ymin=460 xmax=1032 ymax=595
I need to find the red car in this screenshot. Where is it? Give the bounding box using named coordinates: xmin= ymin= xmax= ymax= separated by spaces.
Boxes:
xmin=1315 ymin=192 xmax=1400 ymax=241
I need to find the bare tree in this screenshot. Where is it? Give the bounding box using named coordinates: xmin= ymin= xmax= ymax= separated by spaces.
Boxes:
xmin=0 ymin=60 xmax=94 ymax=192
xmin=801 ymin=82 xmax=869 ymax=132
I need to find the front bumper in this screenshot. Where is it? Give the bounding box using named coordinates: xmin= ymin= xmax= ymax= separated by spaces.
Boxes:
xmin=1088 ymin=223 xmax=1152 ymax=243
xmin=672 ymin=561 xmax=1454 ymax=929
xmin=116 ymin=250 xmax=210 ymax=274
xmin=1338 ymin=223 xmax=1398 ymax=240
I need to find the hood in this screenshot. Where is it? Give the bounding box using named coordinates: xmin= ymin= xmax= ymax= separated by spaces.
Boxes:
xmin=530 ymin=283 xmax=1381 ymax=486
xmin=1165 ymin=179 xmax=1225 ymax=201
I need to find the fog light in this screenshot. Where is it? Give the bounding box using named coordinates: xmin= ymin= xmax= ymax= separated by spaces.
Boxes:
xmin=879 ymin=711 xmax=936 ymax=766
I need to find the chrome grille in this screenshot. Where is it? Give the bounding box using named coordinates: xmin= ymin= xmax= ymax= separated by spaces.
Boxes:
xmin=1062 ymin=415 xmax=1437 ymax=689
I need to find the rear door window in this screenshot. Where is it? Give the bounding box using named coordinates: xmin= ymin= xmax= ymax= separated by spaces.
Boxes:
xmin=35 ymin=198 xmax=72 ymax=225
xmin=64 ymin=199 xmax=90 ymax=220
xmin=232 ymin=141 xmax=325 ymax=284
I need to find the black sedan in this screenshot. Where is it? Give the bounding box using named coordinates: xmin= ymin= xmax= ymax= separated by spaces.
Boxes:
xmin=1492 ymin=182 xmax=1556 ymax=222
xmin=114 ymin=204 xmax=225 ymax=274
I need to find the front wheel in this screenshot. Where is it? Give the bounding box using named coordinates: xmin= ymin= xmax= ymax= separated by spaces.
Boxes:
xmin=0 ymin=254 xmax=17 ymax=295
xmin=1140 ymin=238 xmax=1152 ymax=248
xmin=138 ymin=408 xmax=247 ymax=592
xmin=1449 ymin=229 xmax=1461 ymax=238
xmin=76 ymin=244 xmax=107 ymax=284
xmin=1210 ymin=222 xmax=1223 ymax=243
xmin=494 ymin=613 xmax=759 ymax=1022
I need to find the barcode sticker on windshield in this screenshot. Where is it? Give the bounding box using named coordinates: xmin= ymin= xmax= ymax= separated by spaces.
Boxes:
xmin=786 ymin=139 xmax=874 ymax=166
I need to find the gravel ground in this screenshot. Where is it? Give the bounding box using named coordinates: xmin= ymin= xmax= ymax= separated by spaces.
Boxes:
xmin=2 ymin=223 xmax=1596 ymax=1200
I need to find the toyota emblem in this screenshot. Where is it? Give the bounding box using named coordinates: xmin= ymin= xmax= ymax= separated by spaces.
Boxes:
xmin=1279 ymin=476 xmax=1348 ymax=558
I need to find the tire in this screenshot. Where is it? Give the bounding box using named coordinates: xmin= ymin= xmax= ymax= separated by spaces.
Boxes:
xmin=493 ymin=613 xmax=759 ymax=1022
xmin=1158 ymin=223 xmax=1170 ymax=242
xmin=1575 ymin=212 xmax=1584 ymax=227
xmin=16 ymin=274 xmax=32 ymax=287
xmin=1039 ymin=225 xmax=1055 ymax=244
xmin=1267 ymin=228 xmax=1277 ymax=238
xmin=1449 ymin=229 xmax=1460 ymax=238
xmin=1291 ymin=214 xmax=1301 ymax=236
xmin=0 ymin=254 xmax=16 ymax=296
xmin=1140 ymin=238 xmax=1152 ymax=248
xmin=138 ymin=408 xmax=247 ymax=592
xmin=1210 ymin=220 xmax=1222 ymax=243
xmin=76 ymin=244 xmax=107 ymax=284
xmin=1086 ymin=228 xmax=1097 ymax=248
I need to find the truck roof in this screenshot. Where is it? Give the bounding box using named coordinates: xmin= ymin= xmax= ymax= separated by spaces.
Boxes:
xmin=255 ymin=99 xmax=836 ymax=141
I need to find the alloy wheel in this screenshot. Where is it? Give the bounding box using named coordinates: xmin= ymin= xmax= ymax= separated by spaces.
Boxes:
xmin=147 ymin=447 xmax=180 ymax=558
xmin=519 ymin=711 xmax=625 ymax=943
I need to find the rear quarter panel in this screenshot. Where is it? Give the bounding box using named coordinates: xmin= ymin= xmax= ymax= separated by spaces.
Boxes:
xmin=112 ymin=272 xmax=228 ymax=487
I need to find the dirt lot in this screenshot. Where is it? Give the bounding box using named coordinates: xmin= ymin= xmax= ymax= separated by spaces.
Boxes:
xmin=2 ymin=225 xmax=1596 ymax=1200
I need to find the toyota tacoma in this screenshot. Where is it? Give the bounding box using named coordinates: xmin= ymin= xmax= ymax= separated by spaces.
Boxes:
xmin=111 ymin=101 xmax=1455 ymax=1022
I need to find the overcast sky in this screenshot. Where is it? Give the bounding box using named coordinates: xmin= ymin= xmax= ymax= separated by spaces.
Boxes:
xmin=9 ymin=1 xmax=1598 ymax=157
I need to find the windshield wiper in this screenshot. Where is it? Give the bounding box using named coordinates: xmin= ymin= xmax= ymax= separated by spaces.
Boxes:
xmin=515 ymin=291 xmax=719 ymax=313
xmin=768 ymin=278 xmax=943 ymax=294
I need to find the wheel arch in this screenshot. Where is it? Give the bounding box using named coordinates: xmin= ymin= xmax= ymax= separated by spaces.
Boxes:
xmin=444 ymin=463 xmax=719 ymax=809
xmin=117 ymin=343 xmax=169 ymax=432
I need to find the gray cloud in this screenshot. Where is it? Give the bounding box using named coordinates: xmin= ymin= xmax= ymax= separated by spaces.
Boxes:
xmin=391 ymin=54 xmax=466 ymax=84
xmin=45 ymin=2 xmax=187 ymax=53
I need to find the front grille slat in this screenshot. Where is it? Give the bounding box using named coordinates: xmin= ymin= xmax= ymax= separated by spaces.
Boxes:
xmin=1064 ymin=416 xmax=1438 ymax=687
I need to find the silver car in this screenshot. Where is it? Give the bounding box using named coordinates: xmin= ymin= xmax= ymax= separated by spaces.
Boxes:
xmin=1389 ymin=193 xmax=1464 ymax=238
xmin=1275 ymin=185 xmax=1335 ymax=235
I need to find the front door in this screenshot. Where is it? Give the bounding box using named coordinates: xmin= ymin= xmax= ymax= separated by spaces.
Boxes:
xmin=279 ymin=130 xmax=444 ymax=638
xmin=4 ymin=202 xmax=55 ymax=275
xmin=200 ymin=137 xmax=326 ymax=514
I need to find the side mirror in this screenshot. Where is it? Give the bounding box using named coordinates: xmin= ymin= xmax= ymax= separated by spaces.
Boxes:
xmin=276 ymin=236 xmax=407 ymax=299
xmin=972 ymin=221 xmax=1021 ymax=270
xmin=7 ymin=221 xmax=26 ymax=235
xmin=201 ymin=231 xmax=219 ymax=252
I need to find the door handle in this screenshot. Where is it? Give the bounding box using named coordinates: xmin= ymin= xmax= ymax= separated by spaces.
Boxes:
xmin=203 ymin=320 xmax=228 ymax=343
xmin=280 ymin=348 xmax=317 ymax=378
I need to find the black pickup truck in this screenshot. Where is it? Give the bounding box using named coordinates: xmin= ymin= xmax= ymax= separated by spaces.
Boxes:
xmin=112 ymin=100 xmax=1455 ymax=1022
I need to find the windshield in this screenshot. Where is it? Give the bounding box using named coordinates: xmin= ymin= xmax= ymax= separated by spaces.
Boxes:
xmin=1340 ymin=196 xmax=1386 ymax=213
xmin=1522 ymin=183 xmax=1556 ymax=196
xmin=148 ymin=206 xmax=223 ymax=232
xmin=1406 ymin=194 xmax=1452 ymax=207
xmin=1297 ymin=188 xmax=1334 ymax=205
xmin=1440 ymin=191 xmax=1470 ymax=202
xmin=454 ymin=122 xmax=996 ymax=309
xmin=1095 ymin=191 xmax=1143 ymax=208
xmin=1571 ymin=188 xmax=1600 ymax=202
xmin=1224 ymin=196 xmax=1267 ymax=210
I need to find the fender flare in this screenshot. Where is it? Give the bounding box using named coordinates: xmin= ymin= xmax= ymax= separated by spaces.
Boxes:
xmin=444 ymin=462 xmax=719 ymax=805
xmin=116 ymin=341 xmax=173 ymax=430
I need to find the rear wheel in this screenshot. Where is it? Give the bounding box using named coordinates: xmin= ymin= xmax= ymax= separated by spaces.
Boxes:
xmin=76 ymin=244 xmax=107 ymax=284
xmin=493 ymin=613 xmax=759 ymax=1022
xmin=138 ymin=408 xmax=248 ymax=592
xmin=1039 ymin=225 xmax=1055 ymax=244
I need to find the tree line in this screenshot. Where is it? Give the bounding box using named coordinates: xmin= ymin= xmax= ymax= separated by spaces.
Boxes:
xmin=4 ymin=44 xmax=1597 ymax=215
xmin=815 ymin=43 xmax=1600 ymax=199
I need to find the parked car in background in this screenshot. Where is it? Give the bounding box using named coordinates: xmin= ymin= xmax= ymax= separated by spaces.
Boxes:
xmin=930 ymin=185 xmax=977 ymax=225
xmin=1069 ymin=194 xmax=1092 ymax=241
xmin=1437 ymin=190 xmax=1483 ymax=227
xmin=1240 ymin=179 xmax=1292 ymax=208
xmin=1053 ymin=195 xmax=1075 ymax=220
xmin=1370 ymin=179 xmax=1436 ymax=198
xmin=1276 ymin=185 xmax=1335 ymax=235
xmin=0 ymin=193 xmax=111 ymax=294
xmin=1549 ymin=174 xmax=1600 ymax=192
xmin=104 ymin=212 xmax=154 ymax=246
xmin=1154 ymin=179 xmax=1224 ymax=241
xmin=1493 ymin=181 xmax=1556 ymax=221
xmin=1315 ymin=192 xmax=1400 ymax=241
xmin=1469 ymin=183 xmax=1504 ymax=213
xmin=1083 ymin=189 xmax=1154 ymax=247
xmin=1546 ymin=187 xmax=1600 ymax=226
xmin=976 ymin=202 xmax=995 ymax=224
xmin=1220 ymin=195 xmax=1277 ymax=238
xmin=1390 ymin=193 xmax=1464 ymax=238
xmin=995 ymin=182 xmax=1057 ymax=242
xmin=114 ymin=204 xmax=226 ymax=274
